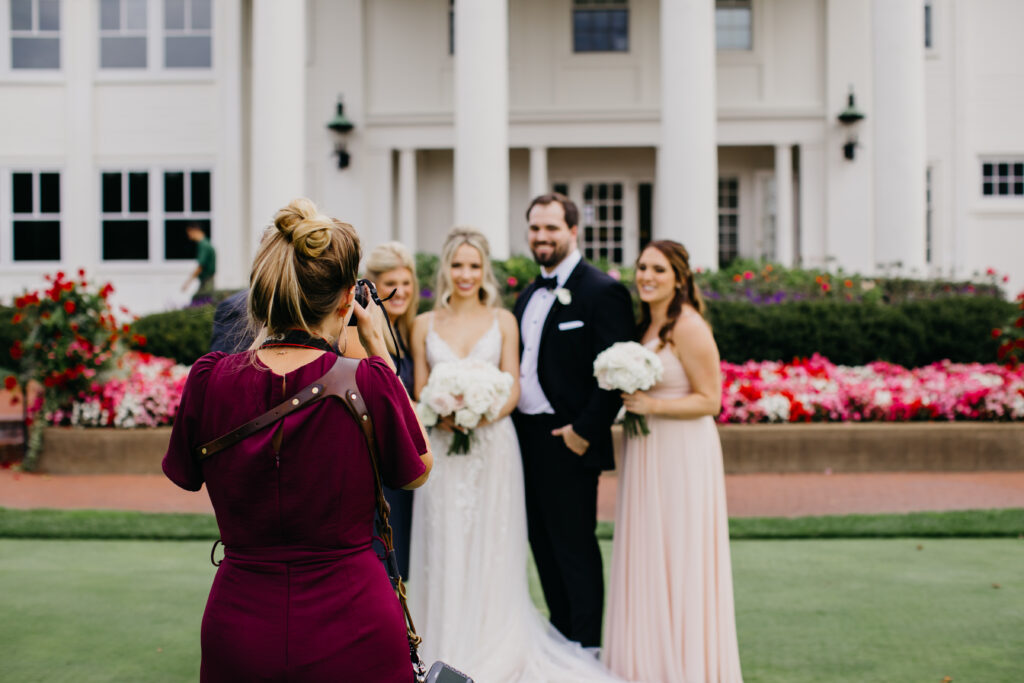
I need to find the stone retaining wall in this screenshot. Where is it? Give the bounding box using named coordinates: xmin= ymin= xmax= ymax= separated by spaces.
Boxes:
xmin=34 ymin=423 xmax=1024 ymax=475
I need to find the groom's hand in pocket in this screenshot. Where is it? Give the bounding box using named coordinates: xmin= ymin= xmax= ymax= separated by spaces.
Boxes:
xmin=552 ymin=424 xmax=590 ymax=456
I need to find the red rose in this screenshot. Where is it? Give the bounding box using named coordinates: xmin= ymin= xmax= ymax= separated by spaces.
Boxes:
xmin=992 ymin=328 xmax=1002 ymax=338
xmin=1015 ymin=317 xmax=1023 ymax=328
xmin=12 ymin=314 xmax=22 ymax=324
xmin=55 ymin=270 xmax=65 ymax=281
xmin=4 ymin=376 xmax=16 ymax=391
xmin=64 ymin=300 xmax=76 ymax=314
xmin=78 ymin=268 xmax=86 ymax=278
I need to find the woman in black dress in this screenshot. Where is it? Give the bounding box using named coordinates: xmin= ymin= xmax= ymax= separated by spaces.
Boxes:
xmin=365 ymin=241 xmax=420 ymax=578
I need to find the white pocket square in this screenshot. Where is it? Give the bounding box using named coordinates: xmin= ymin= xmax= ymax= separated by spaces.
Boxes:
xmin=558 ymin=320 xmax=584 ymax=331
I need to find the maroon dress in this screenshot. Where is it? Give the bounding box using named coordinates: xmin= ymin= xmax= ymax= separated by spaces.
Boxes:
xmin=163 ymin=352 xmax=427 ymax=682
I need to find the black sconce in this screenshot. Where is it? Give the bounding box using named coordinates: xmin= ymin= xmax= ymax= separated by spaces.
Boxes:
xmin=326 ymin=97 xmax=355 ymax=169
xmin=837 ymin=87 xmax=866 ymax=160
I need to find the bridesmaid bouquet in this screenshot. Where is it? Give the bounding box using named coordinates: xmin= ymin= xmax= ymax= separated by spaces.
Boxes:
xmin=416 ymin=359 xmax=514 ymax=455
xmin=594 ymin=341 xmax=664 ymax=437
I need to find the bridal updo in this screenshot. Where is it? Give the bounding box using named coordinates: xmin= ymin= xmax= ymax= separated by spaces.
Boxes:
xmin=248 ymin=198 xmax=361 ymax=340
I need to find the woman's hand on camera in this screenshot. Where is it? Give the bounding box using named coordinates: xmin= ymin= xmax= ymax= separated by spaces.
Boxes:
xmin=351 ymin=296 xmax=395 ymax=371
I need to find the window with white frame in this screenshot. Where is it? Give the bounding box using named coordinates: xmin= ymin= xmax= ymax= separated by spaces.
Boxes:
xmin=716 ymin=0 xmax=751 ymax=51
xmin=981 ymin=160 xmax=1024 ymax=197
xmin=924 ymin=0 xmax=933 ymax=49
xmin=10 ymin=0 xmax=60 ymax=69
xmin=718 ymin=177 xmax=739 ymax=266
xmin=573 ymin=0 xmax=628 ymax=53
xmin=581 ymin=182 xmax=625 ymax=265
xmin=163 ymin=0 xmax=211 ymax=68
xmin=99 ymin=0 xmax=148 ymax=69
xmin=101 ymin=171 xmax=149 ymax=260
xmin=163 ymin=170 xmax=211 ymax=259
xmin=11 ymin=170 xmax=61 ymax=261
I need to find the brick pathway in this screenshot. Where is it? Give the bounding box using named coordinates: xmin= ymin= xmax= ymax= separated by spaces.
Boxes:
xmin=2 ymin=468 xmax=1023 ymax=520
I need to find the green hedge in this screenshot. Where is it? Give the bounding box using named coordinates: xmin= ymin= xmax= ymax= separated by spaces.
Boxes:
xmin=130 ymin=305 xmax=215 ymax=366
xmin=707 ymin=296 xmax=1015 ymax=366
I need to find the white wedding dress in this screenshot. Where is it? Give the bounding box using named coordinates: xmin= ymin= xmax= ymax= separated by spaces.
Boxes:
xmin=409 ymin=316 xmax=623 ymax=682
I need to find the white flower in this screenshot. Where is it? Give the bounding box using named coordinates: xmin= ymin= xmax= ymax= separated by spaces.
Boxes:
xmin=555 ymin=287 xmax=572 ymax=306
xmin=593 ymin=342 xmax=664 ymax=394
xmin=454 ymin=408 xmax=481 ymax=429
xmin=415 ymin=359 xmax=514 ymax=449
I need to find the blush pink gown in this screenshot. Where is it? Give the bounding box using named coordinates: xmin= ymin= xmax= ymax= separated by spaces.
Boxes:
xmin=603 ymin=339 xmax=744 ymax=683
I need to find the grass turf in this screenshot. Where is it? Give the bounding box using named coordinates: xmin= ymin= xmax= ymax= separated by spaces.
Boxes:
xmin=1 ymin=538 xmax=1021 ymax=682
xmin=3 ymin=506 xmax=1022 ymax=540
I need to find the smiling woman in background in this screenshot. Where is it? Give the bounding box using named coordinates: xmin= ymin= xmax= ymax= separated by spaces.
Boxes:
xmin=364 ymin=241 xmax=420 ymax=581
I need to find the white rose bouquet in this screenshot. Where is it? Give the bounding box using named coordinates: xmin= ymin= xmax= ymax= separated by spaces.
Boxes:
xmin=416 ymin=359 xmax=514 ymax=455
xmin=593 ymin=341 xmax=664 ymax=437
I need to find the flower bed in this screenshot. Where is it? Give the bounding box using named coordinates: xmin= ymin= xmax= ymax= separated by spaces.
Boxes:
xmin=720 ymin=354 xmax=1024 ymax=423
xmin=41 ymin=351 xmax=188 ymax=428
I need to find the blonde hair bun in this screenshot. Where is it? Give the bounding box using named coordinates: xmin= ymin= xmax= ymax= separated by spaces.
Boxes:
xmin=274 ymin=198 xmax=333 ymax=258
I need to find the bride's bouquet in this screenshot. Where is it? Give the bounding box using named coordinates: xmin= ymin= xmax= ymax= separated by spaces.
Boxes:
xmin=593 ymin=341 xmax=664 ymax=437
xmin=416 ymin=359 xmax=514 ymax=455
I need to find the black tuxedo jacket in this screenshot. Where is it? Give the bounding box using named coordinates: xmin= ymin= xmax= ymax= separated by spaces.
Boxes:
xmin=513 ymin=259 xmax=635 ymax=470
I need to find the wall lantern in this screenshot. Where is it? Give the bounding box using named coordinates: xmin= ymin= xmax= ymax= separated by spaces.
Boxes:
xmin=326 ymin=97 xmax=355 ymax=169
xmin=836 ymin=87 xmax=866 ymax=161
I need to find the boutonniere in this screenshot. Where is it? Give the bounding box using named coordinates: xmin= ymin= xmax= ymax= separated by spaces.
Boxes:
xmin=554 ymin=287 xmax=572 ymax=306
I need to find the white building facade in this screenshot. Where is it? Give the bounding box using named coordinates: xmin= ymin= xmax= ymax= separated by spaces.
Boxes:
xmin=0 ymin=0 xmax=1022 ymax=315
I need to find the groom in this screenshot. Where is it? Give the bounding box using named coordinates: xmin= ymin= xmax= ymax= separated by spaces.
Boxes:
xmin=512 ymin=192 xmax=634 ymax=648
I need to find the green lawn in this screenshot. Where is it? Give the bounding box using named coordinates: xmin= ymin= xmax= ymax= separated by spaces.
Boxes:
xmin=2 ymin=537 xmax=1021 ymax=682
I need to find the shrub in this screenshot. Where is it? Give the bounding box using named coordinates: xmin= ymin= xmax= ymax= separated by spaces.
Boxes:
xmin=707 ymin=297 xmax=1015 ymax=366
xmin=129 ymin=305 xmax=216 ymax=366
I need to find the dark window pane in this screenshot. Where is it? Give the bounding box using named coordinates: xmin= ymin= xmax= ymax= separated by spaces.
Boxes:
xmin=103 ymin=220 xmax=149 ymax=260
xmin=613 ymin=226 xmax=622 ymax=241
xmin=553 ymin=183 xmax=568 ymax=196
xmin=599 ymin=226 xmax=608 ymax=241
xmin=613 ymin=205 xmax=623 ymax=221
xmin=38 ymin=0 xmax=59 ymax=30
xmin=982 ymin=163 xmax=993 ymax=176
xmin=11 ymin=0 xmax=32 ymax=31
xmin=100 ymin=0 xmax=120 ymax=30
xmin=101 ymin=36 xmax=147 ymax=68
xmin=584 ymin=247 xmax=594 ymax=260
xmin=997 ymin=163 xmax=1009 ymax=176
xmin=612 ymin=184 xmax=623 ymax=200
xmin=102 ymin=173 xmax=122 ymax=212
xmin=613 ymin=247 xmax=622 ymax=263
xmin=39 ymin=173 xmax=59 ymax=213
xmin=598 ymin=205 xmax=608 ymax=221
xmin=584 ymin=227 xmax=594 ymax=241
xmin=638 ymin=182 xmax=653 ymax=250
xmin=14 ymin=221 xmax=61 ymax=260
xmin=191 ymin=171 xmax=210 ymax=211
xmin=129 ymin=173 xmax=148 ymax=212
xmin=191 ymin=0 xmax=212 ymax=30
xmin=998 ymin=182 xmax=1009 ymax=195
xmin=598 ymin=247 xmax=608 ymax=259
xmin=12 ymin=37 xmax=60 ymax=69
xmin=165 ymin=35 xmax=211 ymax=68
xmin=583 ymin=184 xmax=594 ymax=200
xmin=1015 ymin=182 xmax=1024 ymax=196
xmin=165 ymin=218 xmax=209 ymax=259
xmin=1014 ymin=163 xmax=1023 ymax=177
xmin=598 ymin=184 xmax=608 ymax=200
xmin=164 ymin=0 xmax=185 ymax=29
xmin=164 ymin=172 xmax=184 ymax=212
xmin=983 ymin=182 xmax=994 ymax=196
xmin=13 ymin=173 xmax=33 ymax=213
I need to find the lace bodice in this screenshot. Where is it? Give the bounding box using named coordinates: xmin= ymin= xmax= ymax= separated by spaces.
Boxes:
xmin=425 ymin=313 xmax=502 ymax=368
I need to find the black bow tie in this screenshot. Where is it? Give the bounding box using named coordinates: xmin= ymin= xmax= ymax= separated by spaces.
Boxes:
xmin=536 ymin=275 xmax=558 ymax=290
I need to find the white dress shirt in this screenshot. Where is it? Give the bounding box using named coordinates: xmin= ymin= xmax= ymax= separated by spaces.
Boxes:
xmin=517 ymin=249 xmax=582 ymax=415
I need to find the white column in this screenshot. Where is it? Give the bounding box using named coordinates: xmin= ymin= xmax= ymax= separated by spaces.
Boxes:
xmin=656 ymin=0 xmax=718 ymax=270
xmin=250 ymin=0 xmax=306 ymax=238
xmin=216 ymin=0 xmax=246 ymax=285
xmin=529 ymin=146 xmax=549 ymax=200
xmin=774 ymin=144 xmax=794 ymax=266
xmin=64 ymin=0 xmax=95 ymax=265
xmin=453 ymin=0 xmax=509 ymax=258
xmin=398 ymin=148 xmax=418 ymax=253
xmin=872 ymin=0 xmax=926 ymax=274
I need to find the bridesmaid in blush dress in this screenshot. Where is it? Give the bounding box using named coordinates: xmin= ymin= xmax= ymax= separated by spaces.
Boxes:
xmin=603 ymin=240 xmax=744 ymax=683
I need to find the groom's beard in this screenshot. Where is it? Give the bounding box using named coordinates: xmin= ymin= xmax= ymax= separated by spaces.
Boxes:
xmin=530 ymin=241 xmax=572 ymax=269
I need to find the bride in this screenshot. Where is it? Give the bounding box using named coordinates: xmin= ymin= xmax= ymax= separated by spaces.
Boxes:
xmin=408 ymin=228 xmax=622 ymax=682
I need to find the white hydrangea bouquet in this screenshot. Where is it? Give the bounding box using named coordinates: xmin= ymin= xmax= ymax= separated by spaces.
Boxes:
xmin=594 ymin=341 xmax=665 ymax=437
xmin=416 ymin=359 xmax=514 ymax=455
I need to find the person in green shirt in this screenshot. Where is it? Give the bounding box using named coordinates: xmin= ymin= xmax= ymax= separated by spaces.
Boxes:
xmin=182 ymin=224 xmax=216 ymax=303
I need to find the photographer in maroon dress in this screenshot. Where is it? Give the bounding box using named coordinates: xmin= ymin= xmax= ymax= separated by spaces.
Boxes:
xmin=163 ymin=198 xmax=433 ymax=682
